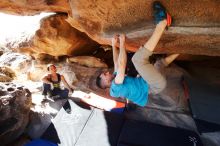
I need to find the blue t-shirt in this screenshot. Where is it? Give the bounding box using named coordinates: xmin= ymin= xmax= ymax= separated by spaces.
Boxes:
xmin=110 ymin=76 xmax=149 ymax=106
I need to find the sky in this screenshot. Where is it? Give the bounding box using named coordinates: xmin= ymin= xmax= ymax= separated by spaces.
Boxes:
xmin=0 ymin=12 xmax=53 ymax=45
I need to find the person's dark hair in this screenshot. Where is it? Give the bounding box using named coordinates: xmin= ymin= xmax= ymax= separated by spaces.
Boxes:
xmin=96 ymin=74 xmax=105 ymax=89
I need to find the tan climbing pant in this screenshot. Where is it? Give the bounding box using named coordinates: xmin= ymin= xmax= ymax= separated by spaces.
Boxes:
xmin=132 ymin=46 xmax=167 ymax=94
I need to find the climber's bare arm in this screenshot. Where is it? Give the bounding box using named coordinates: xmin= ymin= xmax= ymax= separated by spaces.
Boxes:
xmin=115 ymin=34 xmax=127 ymax=84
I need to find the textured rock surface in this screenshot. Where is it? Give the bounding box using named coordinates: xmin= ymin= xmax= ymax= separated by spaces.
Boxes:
xmin=0 ymin=66 xmax=16 ymax=82
xmin=19 ymin=14 xmax=100 ymax=57
xmin=67 ymin=0 xmax=220 ymax=56
xmin=0 ymin=46 xmax=9 ymax=56
xmin=0 ymin=52 xmax=32 ymax=74
xmin=63 ymin=62 xmax=110 ymax=96
xmin=0 ymin=82 xmax=32 ymax=145
xmin=0 ymin=52 xmax=32 ymax=82
xmin=67 ymin=56 xmax=108 ymax=68
xmin=0 ymin=0 xmax=219 ymax=56
xmin=27 ymin=61 xmax=47 ymax=82
xmin=0 ymin=0 xmax=71 ymax=15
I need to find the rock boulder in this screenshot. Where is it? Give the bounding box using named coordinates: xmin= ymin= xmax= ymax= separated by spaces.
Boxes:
xmin=0 ymin=0 xmax=219 ymax=56
xmin=19 ymin=14 xmax=100 ymax=58
xmin=68 ymin=0 xmax=220 ymax=56
xmin=0 ymin=82 xmax=32 ymax=145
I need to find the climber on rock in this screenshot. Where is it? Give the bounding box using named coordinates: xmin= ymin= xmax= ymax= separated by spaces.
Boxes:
xmin=41 ymin=64 xmax=73 ymax=101
xmin=96 ymin=1 xmax=179 ymax=106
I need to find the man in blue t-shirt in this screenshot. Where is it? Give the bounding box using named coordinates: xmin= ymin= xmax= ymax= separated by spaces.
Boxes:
xmin=96 ymin=1 xmax=179 ymax=106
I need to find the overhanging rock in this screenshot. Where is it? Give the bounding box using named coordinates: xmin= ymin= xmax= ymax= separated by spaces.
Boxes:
xmin=68 ymin=0 xmax=220 ymax=56
xmin=0 ymin=0 xmax=219 ymax=56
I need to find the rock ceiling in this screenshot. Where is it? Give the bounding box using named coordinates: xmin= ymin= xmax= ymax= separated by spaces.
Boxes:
xmin=0 ymin=0 xmax=219 ymax=56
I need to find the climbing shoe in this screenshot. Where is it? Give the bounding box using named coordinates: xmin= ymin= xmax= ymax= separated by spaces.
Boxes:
xmin=153 ymin=1 xmax=172 ymax=27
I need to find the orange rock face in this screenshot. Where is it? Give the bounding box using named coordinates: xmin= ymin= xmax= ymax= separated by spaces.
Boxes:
xmin=68 ymin=0 xmax=220 ymax=56
xmin=0 ymin=0 xmax=219 ymax=56
xmin=32 ymin=14 xmax=99 ymax=57
xmin=7 ymin=13 xmax=100 ymax=58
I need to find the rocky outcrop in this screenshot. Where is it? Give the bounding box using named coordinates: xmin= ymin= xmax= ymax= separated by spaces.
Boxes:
xmin=0 ymin=52 xmax=32 ymax=72
xmin=0 ymin=46 xmax=9 ymax=56
xmin=61 ymin=62 xmax=111 ymax=98
xmin=67 ymin=56 xmax=108 ymax=68
xmin=27 ymin=61 xmax=47 ymax=82
xmin=0 ymin=66 xmax=16 ymax=82
xmin=67 ymin=0 xmax=220 ymax=56
xmin=0 ymin=0 xmax=71 ymax=15
xmin=0 ymin=0 xmax=219 ymax=56
xmin=0 ymin=52 xmax=32 ymax=81
xmin=18 ymin=14 xmax=100 ymax=57
xmin=0 ymin=82 xmax=32 ymax=145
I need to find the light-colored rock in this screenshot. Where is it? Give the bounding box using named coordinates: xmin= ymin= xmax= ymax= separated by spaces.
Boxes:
xmin=68 ymin=0 xmax=220 ymax=56
xmin=25 ymin=14 xmax=99 ymax=57
xmin=0 ymin=1 xmax=219 ymax=56
xmin=67 ymin=56 xmax=108 ymax=68
xmin=58 ymin=65 xmax=78 ymax=88
xmin=60 ymin=62 xmax=112 ymax=98
xmin=0 ymin=52 xmax=32 ymax=81
xmin=27 ymin=63 xmax=46 ymax=82
xmin=0 ymin=82 xmax=32 ymax=145
xmin=0 ymin=66 xmax=16 ymax=82
xmin=0 ymin=46 xmax=9 ymax=56
xmin=0 ymin=52 xmax=32 ymax=74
